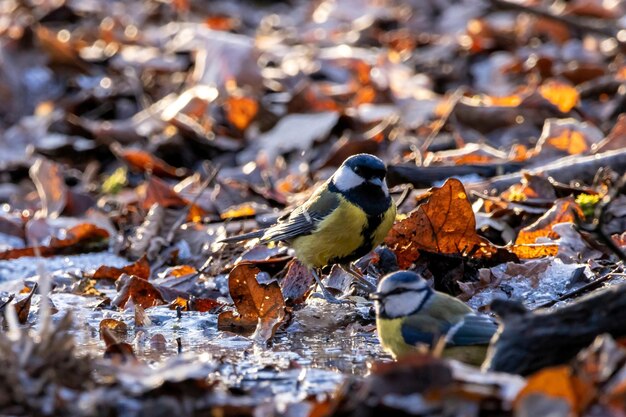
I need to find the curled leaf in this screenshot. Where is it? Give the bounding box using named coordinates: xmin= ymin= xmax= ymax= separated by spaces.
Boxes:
xmin=93 ymin=255 xmax=151 ymax=280
xmin=217 ymin=263 xmax=286 ymax=343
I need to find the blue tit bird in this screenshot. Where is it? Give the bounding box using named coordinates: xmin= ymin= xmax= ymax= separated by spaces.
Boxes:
xmin=220 ymin=154 xmax=397 ymax=303
xmin=371 ymin=271 xmax=498 ymax=365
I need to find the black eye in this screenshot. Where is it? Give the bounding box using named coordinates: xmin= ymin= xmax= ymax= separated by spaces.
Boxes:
xmin=353 ymin=167 xmax=361 ymax=174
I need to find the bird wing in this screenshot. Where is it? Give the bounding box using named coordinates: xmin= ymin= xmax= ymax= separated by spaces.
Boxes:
xmin=400 ymin=294 xmax=497 ymax=347
xmin=260 ymin=183 xmax=340 ymax=243
xmin=445 ymin=313 xmax=498 ymax=346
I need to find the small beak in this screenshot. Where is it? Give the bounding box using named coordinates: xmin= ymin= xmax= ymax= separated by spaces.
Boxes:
xmin=369 ymin=292 xmax=384 ymax=301
xmin=369 ymin=177 xmax=384 ymax=187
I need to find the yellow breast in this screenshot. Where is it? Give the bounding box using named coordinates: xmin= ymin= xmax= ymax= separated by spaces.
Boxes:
xmin=376 ymin=317 xmax=419 ymax=359
xmin=290 ymin=197 xmax=368 ymax=268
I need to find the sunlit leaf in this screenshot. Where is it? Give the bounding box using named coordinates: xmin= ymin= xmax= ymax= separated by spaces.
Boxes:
xmin=0 ymin=223 xmax=110 ymax=260
xmin=225 ymin=96 xmax=258 ymax=130
xmin=113 ymin=144 xmax=185 ymax=178
xmin=515 ymin=366 xmax=593 ymax=414
xmin=385 ymin=178 xmax=504 ymax=268
xmin=220 ymin=203 xmax=256 ymax=220
xmin=99 ymin=318 xmax=128 ymax=339
xmin=217 ymin=263 xmax=286 ymax=343
xmin=538 ymin=81 xmax=579 ymax=112
xmin=515 ymin=197 xmax=584 ymax=244
xmin=93 ymin=255 xmax=150 ymax=280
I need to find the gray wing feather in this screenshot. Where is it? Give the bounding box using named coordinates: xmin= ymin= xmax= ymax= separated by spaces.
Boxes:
xmin=445 ymin=314 xmax=498 ymax=346
xmin=261 ymin=184 xmax=339 ymax=243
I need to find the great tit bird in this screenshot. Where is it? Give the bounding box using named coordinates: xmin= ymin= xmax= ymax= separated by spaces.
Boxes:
xmin=371 ymin=271 xmax=498 ymax=365
xmin=221 ymin=154 xmax=397 ymax=303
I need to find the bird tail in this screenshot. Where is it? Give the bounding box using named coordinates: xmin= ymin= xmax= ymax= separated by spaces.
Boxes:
xmin=218 ymin=229 xmax=265 ymax=244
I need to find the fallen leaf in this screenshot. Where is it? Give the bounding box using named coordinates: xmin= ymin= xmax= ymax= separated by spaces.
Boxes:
xmin=101 ymin=326 xmax=136 ymax=362
xmin=535 ymin=118 xmax=603 ymax=158
xmin=93 ymin=255 xmax=151 ymax=280
xmin=217 ymin=263 xmax=286 ymax=343
xmin=538 ymin=80 xmax=579 ymax=112
xmin=112 ymin=274 xmax=166 ymax=309
xmin=515 ymin=197 xmax=584 ymax=244
xmin=99 ymin=318 xmax=128 ymax=339
xmin=280 ymin=259 xmax=315 ymax=305
xmin=113 ymin=144 xmax=186 ymax=178
xmin=220 ymin=203 xmax=256 ymax=220
xmin=0 ymin=223 xmax=110 ymax=260
xmin=29 ymin=158 xmax=67 ymax=218
xmin=142 ymin=176 xmax=206 ymax=222
xmin=385 ymin=178 xmax=502 ymax=268
xmin=515 ymin=366 xmax=593 ymax=414
xmin=225 ymin=95 xmax=258 ymax=130
xmin=502 ymin=173 xmax=556 ymax=202
xmin=14 ymin=284 xmax=37 ymax=324
xmin=133 ymin=298 xmax=152 ymax=327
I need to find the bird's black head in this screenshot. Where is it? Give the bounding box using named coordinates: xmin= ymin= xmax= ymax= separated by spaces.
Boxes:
xmin=332 ymin=154 xmax=387 ymax=191
xmin=343 ymin=154 xmax=387 ymax=183
xmin=329 ymin=153 xmax=390 ymax=216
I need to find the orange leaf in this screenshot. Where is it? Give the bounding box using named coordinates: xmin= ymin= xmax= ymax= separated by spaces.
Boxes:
xmin=546 ymin=129 xmax=588 ymax=155
xmin=112 ymin=274 xmax=166 ymax=309
xmin=508 ymin=243 xmax=559 ymax=259
xmin=114 ymin=145 xmax=185 ymax=178
xmin=217 ymin=263 xmax=286 ymax=343
xmin=190 ymin=298 xmax=222 ymax=312
xmin=93 ymin=255 xmax=150 ymax=280
xmin=0 ymin=223 xmax=109 ymax=260
xmin=385 ymin=179 xmax=501 ymax=268
xmin=220 ymin=203 xmax=256 ymax=220
xmin=142 ymin=176 xmax=206 ymax=221
xmin=484 ymin=94 xmax=524 ymax=107
xmin=539 ymin=81 xmax=579 ymax=112
xmin=167 ymin=265 xmax=197 ymax=277
xmin=225 ymin=96 xmax=258 ymax=130
xmin=515 ymin=366 xmax=593 ymax=413
xmin=516 ymin=197 xmax=584 ymax=244
xmin=99 ymin=318 xmax=128 ymax=339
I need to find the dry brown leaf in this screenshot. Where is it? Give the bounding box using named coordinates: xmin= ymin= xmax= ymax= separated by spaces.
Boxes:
xmin=0 ymin=223 xmax=110 ymax=260
xmin=142 ymin=176 xmax=206 ymax=222
xmin=112 ymin=274 xmax=166 ymax=309
xmin=217 ymin=263 xmax=286 ymax=343
xmin=385 ymin=178 xmax=502 ymax=268
xmin=113 ymin=144 xmax=185 ymax=178
xmin=280 ymin=259 xmax=315 ymax=305
xmin=93 ymin=255 xmax=150 ymax=280
xmin=14 ymin=285 xmax=37 ymax=324
xmin=99 ymin=318 xmax=128 ymax=339
xmin=516 ymin=197 xmax=584 ymax=244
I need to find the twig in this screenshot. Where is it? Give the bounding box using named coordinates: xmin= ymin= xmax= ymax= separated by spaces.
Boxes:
xmin=164 ymin=163 xmax=220 ymax=245
xmin=393 ymin=183 xmax=414 ymax=209
xmin=420 ymin=87 xmax=465 ymax=156
xmin=534 ymin=267 xmax=622 ymax=309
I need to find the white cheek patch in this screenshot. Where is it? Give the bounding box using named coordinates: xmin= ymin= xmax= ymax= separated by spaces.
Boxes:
xmin=333 ymin=166 xmax=365 ymax=191
xmin=383 ymin=292 xmax=426 ymax=318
